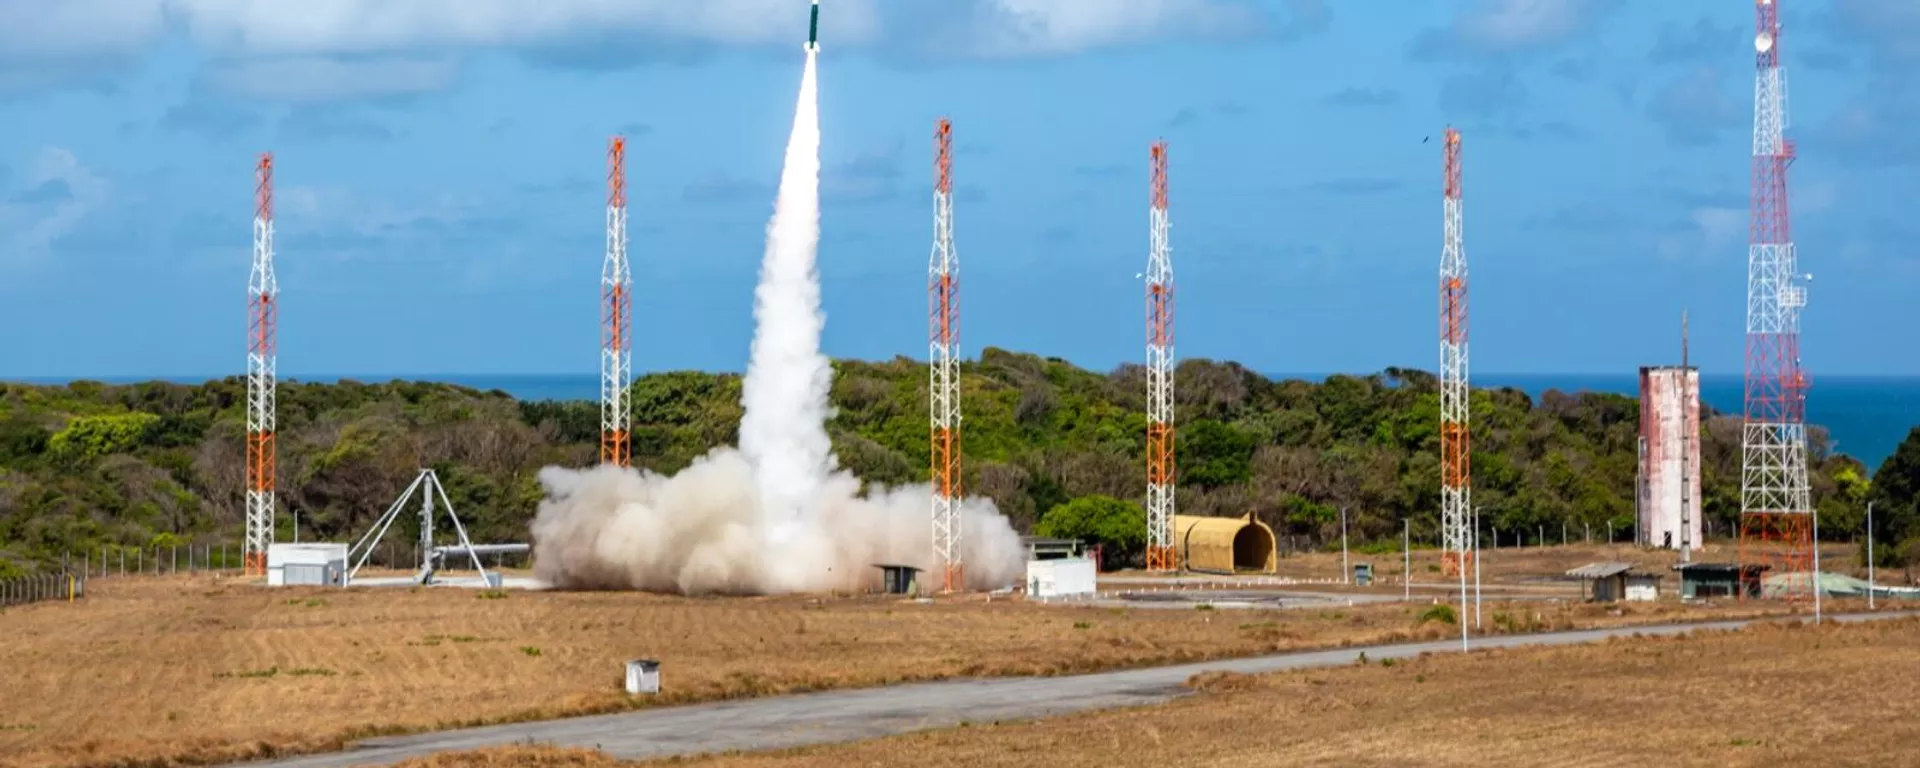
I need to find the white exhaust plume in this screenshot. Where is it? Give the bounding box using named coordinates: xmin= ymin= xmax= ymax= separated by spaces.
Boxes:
xmin=529 ymin=51 xmax=1026 ymax=595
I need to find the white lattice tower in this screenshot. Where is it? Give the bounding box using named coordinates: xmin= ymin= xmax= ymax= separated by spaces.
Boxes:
xmin=601 ymin=136 xmax=633 ymax=467
xmin=1145 ymin=140 xmax=1176 ymax=572
xmin=929 ymin=117 xmax=963 ymax=592
xmin=244 ymin=152 xmax=278 ymax=576
xmin=1439 ymin=128 xmax=1472 ymax=577
xmin=1740 ymin=0 xmax=1814 ymax=593
xmin=925 ymin=117 xmax=960 ymax=591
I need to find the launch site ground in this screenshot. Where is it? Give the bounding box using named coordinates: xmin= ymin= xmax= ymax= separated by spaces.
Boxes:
xmin=0 ymin=543 xmax=1891 ymax=768
xmin=375 ymin=614 xmax=1920 ymax=768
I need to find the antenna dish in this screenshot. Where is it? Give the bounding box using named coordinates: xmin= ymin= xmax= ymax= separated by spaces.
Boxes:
xmin=1756 ymin=32 xmax=1773 ymax=53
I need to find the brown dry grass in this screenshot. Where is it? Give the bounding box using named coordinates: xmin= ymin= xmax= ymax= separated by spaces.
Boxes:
xmin=413 ymin=616 xmax=1920 ymax=768
xmin=0 ymin=566 xmax=1842 ymax=767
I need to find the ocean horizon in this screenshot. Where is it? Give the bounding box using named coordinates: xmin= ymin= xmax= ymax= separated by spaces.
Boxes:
xmin=10 ymin=371 xmax=1917 ymax=471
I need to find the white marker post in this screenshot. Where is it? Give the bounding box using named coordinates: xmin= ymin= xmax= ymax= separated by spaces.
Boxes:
xmin=1341 ymin=506 xmax=1350 ymax=585
xmin=1812 ymin=508 xmax=1822 ymax=624
xmin=1403 ymin=519 xmax=1411 ymax=601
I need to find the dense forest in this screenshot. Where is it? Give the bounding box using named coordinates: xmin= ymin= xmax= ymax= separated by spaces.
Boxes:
xmin=2 ymin=347 xmax=1912 ymax=577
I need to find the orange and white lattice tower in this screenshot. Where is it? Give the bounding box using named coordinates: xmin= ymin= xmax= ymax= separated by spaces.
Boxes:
xmin=601 ymin=136 xmax=633 ymax=467
xmin=1739 ymin=0 xmax=1814 ymax=595
xmin=244 ymin=153 xmax=278 ymax=576
xmin=930 ymin=117 xmax=963 ymax=592
xmin=1439 ymin=128 xmax=1472 ymax=578
xmin=1144 ymin=140 xmax=1177 ymax=572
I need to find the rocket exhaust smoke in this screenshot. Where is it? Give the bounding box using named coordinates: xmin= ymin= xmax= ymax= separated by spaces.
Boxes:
xmin=529 ymin=50 xmax=1026 ymax=595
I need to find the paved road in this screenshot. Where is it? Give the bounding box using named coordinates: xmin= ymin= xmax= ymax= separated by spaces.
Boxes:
xmin=243 ymin=611 xmax=1910 ymax=767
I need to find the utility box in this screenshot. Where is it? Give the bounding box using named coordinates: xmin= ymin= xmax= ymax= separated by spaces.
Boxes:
xmin=1026 ymin=557 xmax=1097 ymax=599
xmin=1353 ymin=563 xmax=1374 ymax=587
xmin=266 ymin=543 xmax=349 ymax=587
xmin=625 ymin=659 xmax=660 ymax=695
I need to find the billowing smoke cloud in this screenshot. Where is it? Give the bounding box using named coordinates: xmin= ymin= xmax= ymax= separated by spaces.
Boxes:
xmin=528 ymin=51 xmax=1026 ymax=595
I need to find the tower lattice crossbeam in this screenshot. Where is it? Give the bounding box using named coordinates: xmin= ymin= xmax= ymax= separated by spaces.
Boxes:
xmin=1739 ymin=0 xmax=1813 ymax=597
xmin=1439 ymin=128 xmax=1472 ymax=577
xmin=601 ymin=136 xmax=633 ymax=468
xmin=930 ymin=118 xmax=963 ymax=592
xmin=1145 ymin=140 xmax=1176 ymax=572
xmin=244 ymin=152 xmax=278 ymax=576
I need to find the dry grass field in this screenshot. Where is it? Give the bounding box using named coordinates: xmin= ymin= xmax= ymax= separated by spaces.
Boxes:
xmin=1258 ymin=539 xmax=1876 ymax=588
xmin=405 ymin=616 xmax=1920 ymax=768
xmin=0 ymin=556 xmax=1846 ymax=768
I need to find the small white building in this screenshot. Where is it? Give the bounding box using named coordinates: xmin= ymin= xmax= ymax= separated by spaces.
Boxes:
xmin=266 ymin=543 xmax=349 ymax=587
xmin=1026 ymin=557 xmax=1097 ymax=599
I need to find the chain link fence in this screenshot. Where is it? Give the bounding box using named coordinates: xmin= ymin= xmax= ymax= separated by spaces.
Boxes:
xmin=2 ymin=544 xmax=247 ymax=609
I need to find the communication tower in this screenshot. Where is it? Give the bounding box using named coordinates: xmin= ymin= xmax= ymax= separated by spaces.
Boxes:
xmin=1739 ymin=0 xmax=1814 ymax=595
xmin=1144 ymin=140 xmax=1177 ymax=572
xmin=601 ymin=136 xmax=633 ymax=467
xmin=1439 ymin=128 xmax=1472 ymax=577
xmin=930 ymin=118 xmax=963 ymax=592
xmin=244 ymin=153 xmax=278 ymax=576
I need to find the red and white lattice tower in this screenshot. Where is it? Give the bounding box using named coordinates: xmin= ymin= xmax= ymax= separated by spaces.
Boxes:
xmin=244 ymin=152 xmax=278 ymax=576
xmin=1144 ymin=140 xmax=1177 ymax=572
xmin=1739 ymin=0 xmax=1813 ymax=595
xmin=1439 ymin=128 xmax=1472 ymax=578
xmin=930 ymin=117 xmax=963 ymax=592
xmin=601 ymin=136 xmax=633 ymax=467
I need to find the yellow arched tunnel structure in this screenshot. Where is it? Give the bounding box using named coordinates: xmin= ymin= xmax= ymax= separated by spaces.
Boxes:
xmin=1173 ymin=513 xmax=1277 ymax=574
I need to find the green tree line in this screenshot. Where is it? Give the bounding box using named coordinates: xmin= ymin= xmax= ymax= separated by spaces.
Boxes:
xmin=0 ymin=348 xmax=1909 ymax=577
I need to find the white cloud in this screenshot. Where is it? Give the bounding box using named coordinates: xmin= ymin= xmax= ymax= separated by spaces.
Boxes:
xmin=1414 ymin=0 xmax=1608 ymax=59
xmin=955 ymin=0 xmax=1267 ymax=57
xmin=1458 ymin=0 xmax=1593 ymax=50
xmin=4 ymin=0 xmax=1279 ymax=101
xmin=0 ymin=0 xmax=167 ymax=61
xmin=0 ymin=147 xmax=112 ymax=267
xmin=169 ymin=0 xmax=881 ymax=56
xmin=1657 ymin=206 xmax=1744 ymax=263
xmin=202 ymin=56 xmax=459 ymax=102
xmin=165 ymin=0 xmax=1263 ymax=60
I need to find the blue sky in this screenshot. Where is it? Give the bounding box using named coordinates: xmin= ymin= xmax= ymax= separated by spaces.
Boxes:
xmin=0 ymin=0 xmax=1915 ymax=378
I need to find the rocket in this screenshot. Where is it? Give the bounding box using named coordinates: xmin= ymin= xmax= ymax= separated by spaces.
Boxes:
xmin=806 ymin=0 xmax=820 ymax=51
